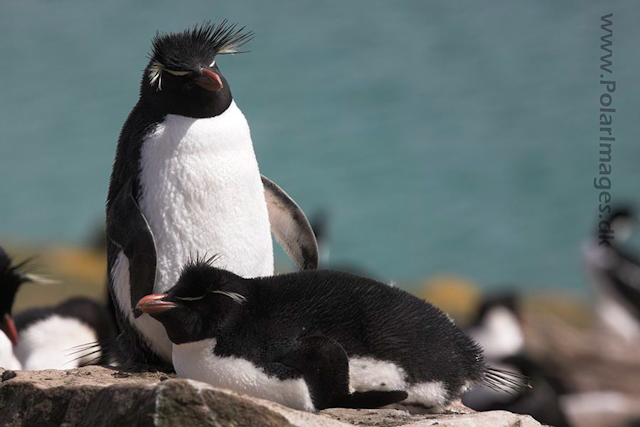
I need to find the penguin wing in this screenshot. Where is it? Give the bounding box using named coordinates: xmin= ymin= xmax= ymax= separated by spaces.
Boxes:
xmin=107 ymin=179 xmax=157 ymax=316
xmin=262 ymin=175 xmax=319 ymax=270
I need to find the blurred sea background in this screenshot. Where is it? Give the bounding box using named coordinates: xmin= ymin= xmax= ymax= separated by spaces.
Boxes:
xmin=1 ymin=0 xmax=639 ymax=302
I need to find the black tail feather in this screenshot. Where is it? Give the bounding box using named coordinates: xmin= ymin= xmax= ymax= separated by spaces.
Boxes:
xmin=481 ymin=367 xmax=530 ymax=396
xmin=64 ymin=337 xmax=120 ymax=366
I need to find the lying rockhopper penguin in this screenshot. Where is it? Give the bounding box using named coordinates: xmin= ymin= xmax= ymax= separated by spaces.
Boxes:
xmin=137 ymin=258 xmax=524 ymax=412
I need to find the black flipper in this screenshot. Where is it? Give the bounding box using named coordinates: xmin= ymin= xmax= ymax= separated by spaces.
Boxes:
xmin=278 ymin=334 xmax=407 ymax=410
xmin=262 ymin=175 xmax=319 ymax=270
xmin=107 ymin=179 xmax=157 ymax=318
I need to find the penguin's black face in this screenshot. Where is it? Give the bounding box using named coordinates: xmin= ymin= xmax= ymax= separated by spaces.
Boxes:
xmin=604 ymin=205 xmax=637 ymax=242
xmin=0 ymin=248 xmax=28 ymax=346
xmin=607 ymin=206 xmax=634 ymax=224
xmin=136 ymin=261 xmax=247 ymax=344
xmin=472 ymin=293 xmax=520 ymax=327
xmin=141 ymin=21 xmax=253 ymax=119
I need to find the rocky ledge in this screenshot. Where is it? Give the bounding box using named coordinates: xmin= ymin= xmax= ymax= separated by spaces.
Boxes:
xmin=0 ymin=366 xmax=543 ymax=427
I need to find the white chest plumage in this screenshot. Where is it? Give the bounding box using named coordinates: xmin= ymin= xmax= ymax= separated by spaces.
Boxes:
xmin=112 ymin=101 xmax=274 ymax=361
xmin=14 ymin=316 xmax=98 ymax=370
xmin=0 ymin=332 xmax=21 ymax=370
xmin=173 ymin=339 xmax=316 ymax=412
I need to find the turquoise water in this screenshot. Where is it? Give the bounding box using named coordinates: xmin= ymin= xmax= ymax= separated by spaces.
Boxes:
xmin=1 ymin=1 xmax=639 ymax=290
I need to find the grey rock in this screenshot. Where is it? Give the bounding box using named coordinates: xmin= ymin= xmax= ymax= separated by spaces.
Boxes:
xmin=321 ymin=407 xmax=543 ymax=427
xmin=0 ymin=367 xmax=543 ymax=427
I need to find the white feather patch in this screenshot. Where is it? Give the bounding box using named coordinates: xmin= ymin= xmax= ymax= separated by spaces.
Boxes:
xmin=403 ymin=381 xmax=448 ymax=409
xmin=0 ymin=332 xmax=21 ymax=370
xmin=349 ymin=357 xmax=406 ymax=391
xmin=597 ymin=298 xmax=640 ymax=341
xmin=468 ymin=307 xmax=524 ymax=360
xmin=348 ymin=357 xmax=449 ymax=410
xmin=173 ymin=339 xmax=315 ymax=412
xmin=14 ymin=315 xmax=98 ymax=370
xmin=139 ymin=101 xmax=273 ymax=285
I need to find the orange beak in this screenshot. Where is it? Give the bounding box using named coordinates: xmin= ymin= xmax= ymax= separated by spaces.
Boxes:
xmin=136 ymin=294 xmax=177 ymax=315
xmin=0 ymin=313 xmax=18 ymax=346
xmin=194 ymin=68 xmax=223 ymax=91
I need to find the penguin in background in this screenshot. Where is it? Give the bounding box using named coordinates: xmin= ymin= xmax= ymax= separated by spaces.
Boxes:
xmin=136 ymin=259 xmax=524 ymax=412
xmin=465 ymin=294 xmax=525 ymax=361
xmin=463 ymin=293 xmax=571 ymax=427
xmin=0 ymin=246 xmax=25 ymax=369
xmin=0 ymin=329 xmax=20 ymax=370
xmin=0 ymin=246 xmax=117 ymax=370
xmin=107 ymin=21 xmax=318 ymax=368
xmin=14 ymin=297 xmax=117 ymax=370
xmin=583 ymin=205 xmax=640 ymax=341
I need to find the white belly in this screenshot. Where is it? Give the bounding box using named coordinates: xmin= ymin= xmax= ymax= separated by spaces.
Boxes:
xmin=348 ymin=357 xmax=449 ymax=410
xmin=113 ymin=102 xmax=274 ymax=361
xmin=171 ymin=343 xmax=449 ymax=412
xmin=0 ymin=332 xmax=21 ymax=370
xmin=14 ymin=316 xmax=98 ymax=370
xmin=173 ymin=339 xmax=315 ymax=412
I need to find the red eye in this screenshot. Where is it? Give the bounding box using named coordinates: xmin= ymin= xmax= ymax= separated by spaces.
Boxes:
xmin=196 ymin=304 xmax=207 ymax=312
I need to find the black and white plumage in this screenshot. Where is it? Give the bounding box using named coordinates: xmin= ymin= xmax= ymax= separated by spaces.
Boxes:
xmin=14 ymin=297 xmax=117 ymax=370
xmin=465 ymin=294 xmax=525 ymax=361
xmin=0 ymin=246 xmax=28 ymax=369
xmin=136 ymin=260 xmax=520 ymax=412
xmin=583 ymin=205 xmax=640 ymax=341
xmin=463 ymin=293 xmax=570 ymax=427
xmin=0 ymin=247 xmax=116 ymax=370
xmin=107 ymin=22 xmax=318 ymax=367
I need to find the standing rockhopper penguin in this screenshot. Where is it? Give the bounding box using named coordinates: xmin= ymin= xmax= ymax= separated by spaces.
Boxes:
xmin=107 ymin=22 xmax=318 ymax=367
xmin=583 ymin=205 xmax=640 ymax=341
xmin=137 ymin=260 xmax=524 ymax=412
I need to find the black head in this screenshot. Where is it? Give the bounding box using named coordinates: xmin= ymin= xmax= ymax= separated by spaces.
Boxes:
xmin=141 ymin=21 xmax=253 ymax=118
xmin=602 ymin=205 xmax=637 ymax=242
xmin=0 ymin=247 xmax=32 ymax=345
xmin=136 ymin=258 xmax=247 ymax=344
xmin=471 ymin=292 xmax=520 ymax=327
xmin=468 ymin=292 xmax=525 ymax=362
